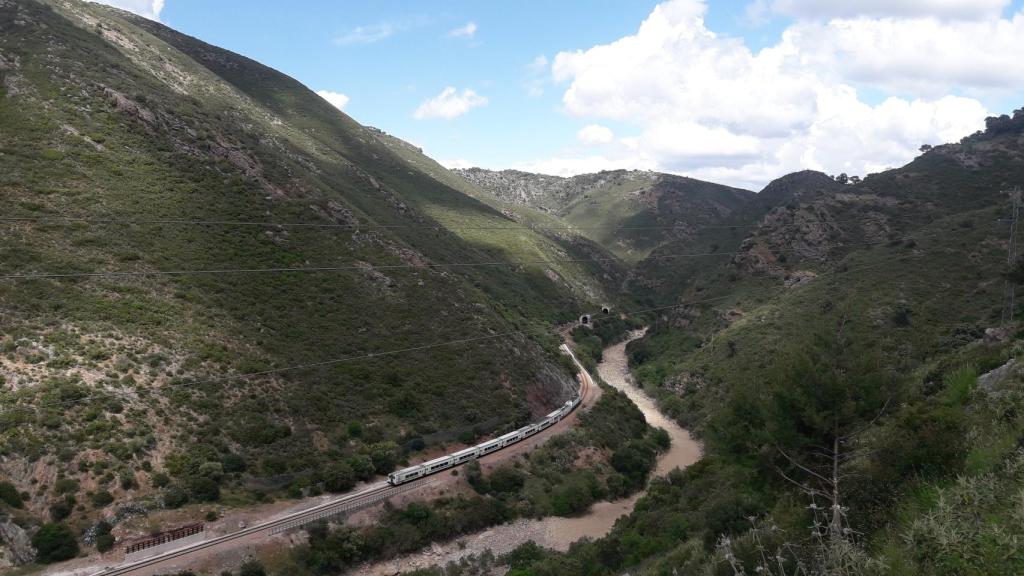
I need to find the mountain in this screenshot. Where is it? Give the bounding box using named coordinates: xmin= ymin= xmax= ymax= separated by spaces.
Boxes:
xmin=455 ymin=168 xmax=756 ymax=262
xmin=0 ymin=0 xmax=606 ymax=532
xmin=370 ymin=129 xmax=628 ymax=304
xmin=753 ymin=169 xmax=842 ymax=208
xmin=508 ymin=110 xmax=1024 ymax=575
xmin=6 ymin=1 xmax=1024 ymax=574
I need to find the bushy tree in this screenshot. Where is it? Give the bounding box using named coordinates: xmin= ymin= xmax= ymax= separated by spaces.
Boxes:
xmin=163 ymin=485 xmax=189 ymax=508
xmin=187 ymin=476 xmax=220 ymax=502
xmin=32 ymin=523 xmax=79 ymax=563
xmin=323 ymin=462 xmax=355 ymax=493
xmin=367 ymin=442 xmax=399 ymax=475
xmin=754 ymin=320 xmax=897 ymax=538
xmin=487 ymin=466 xmax=525 ymax=494
xmin=347 ymin=454 xmax=375 ymax=481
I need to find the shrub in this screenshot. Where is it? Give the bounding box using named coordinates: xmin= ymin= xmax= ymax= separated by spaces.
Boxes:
xmin=367 ymin=442 xmax=398 ymax=474
xmin=53 ymin=478 xmax=79 ymax=495
xmin=504 ymin=541 xmax=548 ymax=569
xmin=91 ymin=490 xmax=114 ymax=508
xmin=49 ymin=495 xmax=75 ymax=521
xmin=32 ymin=523 xmax=80 ymax=563
xmin=323 ymin=462 xmax=356 ymax=493
xmin=238 ymin=559 xmax=267 ymax=576
xmin=222 ymin=453 xmax=247 ymax=473
xmin=96 ymin=533 xmax=115 ymax=552
xmin=651 ymin=427 xmax=671 ymax=450
xmin=487 ymin=467 xmax=525 ymax=494
xmin=187 ymin=477 xmax=220 ymax=502
xmin=347 ymin=454 xmax=375 ymax=481
xmin=163 ymin=485 xmax=189 ymax=508
xmin=611 ymin=440 xmax=656 ymax=488
xmin=0 ymin=481 xmax=23 ymax=508
xmin=120 ymin=472 xmax=138 ymax=490
xmin=95 ymin=520 xmax=115 ymax=552
xmin=465 ymin=460 xmax=486 ymax=494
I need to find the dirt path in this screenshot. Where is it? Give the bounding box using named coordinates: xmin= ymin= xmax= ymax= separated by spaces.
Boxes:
xmin=362 ymin=330 xmax=702 ymax=574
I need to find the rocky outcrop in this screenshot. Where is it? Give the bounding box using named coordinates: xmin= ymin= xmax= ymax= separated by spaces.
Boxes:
xmin=977 ymin=358 xmax=1018 ymax=397
xmin=0 ymin=518 xmax=36 ymax=567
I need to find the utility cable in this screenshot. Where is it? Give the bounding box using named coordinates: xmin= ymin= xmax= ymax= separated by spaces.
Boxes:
xmin=0 ymin=213 xmax=958 ymax=232
xmin=0 ymin=236 xmax=921 ymax=281
xmin=0 ymin=247 xmax=951 ymax=416
xmin=0 ymin=331 xmax=524 ymax=415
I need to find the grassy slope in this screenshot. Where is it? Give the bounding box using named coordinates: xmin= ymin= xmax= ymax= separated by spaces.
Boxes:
xmin=454 ymin=168 xmax=757 ymax=262
xmin=559 ymin=174 xmax=754 ymax=262
xmin=0 ymin=0 xmax=593 ymax=531
xmin=371 ymin=129 xmax=627 ymax=305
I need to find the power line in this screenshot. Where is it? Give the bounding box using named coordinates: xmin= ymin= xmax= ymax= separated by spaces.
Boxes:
xmin=0 ymin=248 xmax=941 ymax=416
xmin=0 ymin=236 xmax=919 ymax=281
xmin=0 ymin=213 xmax=953 ymax=232
xmin=0 ymin=331 xmax=524 ymax=415
xmin=586 ymin=257 xmax=925 ymax=325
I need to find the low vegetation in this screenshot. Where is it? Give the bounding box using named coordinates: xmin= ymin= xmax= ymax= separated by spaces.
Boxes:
xmin=279 ymin=384 xmax=666 ymax=574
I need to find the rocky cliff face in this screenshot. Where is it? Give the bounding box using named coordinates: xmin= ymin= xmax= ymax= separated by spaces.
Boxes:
xmin=0 ymin=518 xmax=36 ymax=567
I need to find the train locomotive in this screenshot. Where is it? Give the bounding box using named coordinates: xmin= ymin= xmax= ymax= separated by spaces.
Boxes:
xmin=387 ymin=395 xmax=582 ymax=485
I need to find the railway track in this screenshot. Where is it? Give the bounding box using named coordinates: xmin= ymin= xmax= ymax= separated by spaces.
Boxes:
xmin=93 ymin=481 xmax=418 ymax=576
xmin=92 ymin=344 xmax=593 ymax=576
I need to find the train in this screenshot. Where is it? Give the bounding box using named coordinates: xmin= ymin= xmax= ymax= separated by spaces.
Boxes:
xmin=388 ymin=395 xmax=582 ymax=485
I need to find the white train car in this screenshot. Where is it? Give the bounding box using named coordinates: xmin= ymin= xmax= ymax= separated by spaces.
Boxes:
xmin=387 ymin=392 xmax=584 ymax=486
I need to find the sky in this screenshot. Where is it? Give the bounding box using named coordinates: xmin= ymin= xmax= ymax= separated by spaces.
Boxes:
xmin=94 ymin=0 xmax=1024 ymax=191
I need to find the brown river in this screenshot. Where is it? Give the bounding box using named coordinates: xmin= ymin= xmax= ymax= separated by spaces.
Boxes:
xmin=364 ymin=330 xmax=703 ymax=574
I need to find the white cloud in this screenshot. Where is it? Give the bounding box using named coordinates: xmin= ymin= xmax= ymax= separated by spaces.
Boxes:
xmin=334 ymin=23 xmax=397 ymax=45
xmin=782 ymin=15 xmax=1024 ymax=95
xmin=541 ymin=0 xmax=1001 ymax=189
xmin=87 ymin=0 xmax=164 ymax=20
xmin=413 ymin=87 xmax=488 ymax=120
xmin=448 ymin=22 xmax=478 ymax=38
xmin=576 ymin=124 xmax=615 ymax=146
xmin=316 ymin=90 xmax=350 ymax=111
xmin=769 ymin=0 xmax=1010 ymax=20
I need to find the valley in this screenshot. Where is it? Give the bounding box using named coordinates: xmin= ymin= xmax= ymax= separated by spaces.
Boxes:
xmin=3 ymin=1 xmax=1024 ymax=575
xmin=361 ymin=330 xmax=702 ymax=574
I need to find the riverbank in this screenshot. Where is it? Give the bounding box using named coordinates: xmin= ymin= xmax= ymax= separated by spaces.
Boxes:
xmin=362 ymin=329 xmax=702 ymax=574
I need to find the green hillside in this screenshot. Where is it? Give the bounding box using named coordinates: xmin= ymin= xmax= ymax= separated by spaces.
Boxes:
xmin=455 ymin=168 xmax=756 ymax=262
xmin=370 ymin=128 xmax=627 ymax=305
xmin=0 ymin=0 xmax=598 ymax=531
xmin=496 ymin=111 xmax=1024 ymax=576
